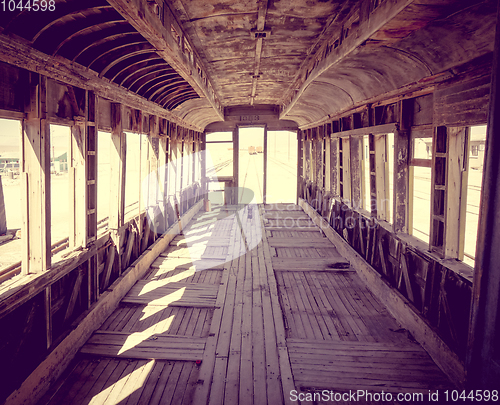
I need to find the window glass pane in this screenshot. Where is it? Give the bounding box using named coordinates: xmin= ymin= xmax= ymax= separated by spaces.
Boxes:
xmin=238 ymin=127 xmax=263 ymax=204
xmin=412 ymin=166 xmax=431 ymax=243
xmin=50 ymin=124 xmax=70 ymax=247
xmin=125 ymin=132 xmax=140 ymax=217
xmin=413 ymin=137 xmax=432 ymax=159
xmin=206 ymin=131 xmax=232 ymax=142
xmin=464 ymin=125 xmax=487 ymax=266
xmin=140 ymin=133 xmax=149 ymax=210
xmin=266 ymin=130 xmax=297 ymax=204
xmin=182 ymin=141 xmax=190 ymax=188
xmin=206 ymin=143 xmax=233 ymax=178
xmin=97 ymin=131 xmax=110 ymax=232
xmin=0 ymin=119 xmax=22 ymax=271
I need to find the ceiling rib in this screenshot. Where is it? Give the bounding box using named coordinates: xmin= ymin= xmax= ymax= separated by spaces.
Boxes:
xmin=250 ymin=0 xmax=269 ymax=105
xmin=106 ymin=0 xmax=223 ymax=120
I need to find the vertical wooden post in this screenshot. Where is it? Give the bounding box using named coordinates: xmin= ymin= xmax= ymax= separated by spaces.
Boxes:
xmin=21 ymin=73 xmax=50 ymax=274
xmin=330 ymin=137 xmax=339 ymax=197
xmin=349 ymin=136 xmax=363 ymax=210
xmin=86 ymin=92 xmax=98 ymax=246
xmin=296 ymin=131 xmax=302 ymax=203
xmin=325 ymin=132 xmax=331 ymax=193
xmin=158 ymin=132 xmax=168 ymax=233
xmin=467 ymin=0 xmax=500 ymax=388
xmin=233 ymin=127 xmax=239 ymax=204
xmin=393 ymin=99 xmax=412 ymax=233
xmin=86 ymin=91 xmax=99 ymax=300
xmin=201 ymin=131 xmax=207 ymax=206
xmin=109 ymin=103 xmax=126 ymax=272
xmin=341 ymin=136 xmax=351 ymax=205
xmin=445 ymin=127 xmax=468 ymax=259
xmin=44 ymin=287 xmax=52 ymax=349
xmin=374 ymin=134 xmax=389 ymax=221
xmin=70 ymin=116 xmax=86 ymax=249
xmin=263 ymin=125 xmax=268 ymax=204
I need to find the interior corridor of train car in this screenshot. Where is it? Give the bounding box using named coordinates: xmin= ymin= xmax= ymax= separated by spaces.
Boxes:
xmin=0 ymin=0 xmax=499 ymax=404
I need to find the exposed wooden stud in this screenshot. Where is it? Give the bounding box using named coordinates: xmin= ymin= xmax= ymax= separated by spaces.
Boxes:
xmin=263 ymin=125 xmax=268 ymax=204
xmin=393 ymin=99 xmax=412 ymax=233
xmin=64 ymin=269 xmax=85 ymax=323
xmin=341 ymin=137 xmax=351 ymax=205
xmin=70 ymin=116 xmax=87 ymax=249
xmin=45 ymin=287 xmax=52 ymax=349
xmin=400 ymin=247 xmax=415 ymax=302
xmin=21 ymin=73 xmax=51 ymax=274
xmin=374 ymin=134 xmax=390 ymax=221
xmin=102 ymin=247 xmax=116 ymax=291
xmin=233 ymin=127 xmax=239 ymax=203
xmin=86 ymin=92 xmax=98 ymax=247
xmin=445 ymin=127 xmax=468 ymax=259
xmin=109 ymin=103 xmax=127 ymax=272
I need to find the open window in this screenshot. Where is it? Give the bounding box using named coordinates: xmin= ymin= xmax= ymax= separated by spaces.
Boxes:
xmin=463 ymin=125 xmax=487 ymax=266
xmin=409 ymin=130 xmax=433 ymax=243
xmin=205 ymin=131 xmax=233 ymax=206
xmin=267 ymin=130 xmax=297 ymax=204
xmin=124 ymin=131 xmax=141 ymax=219
xmin=97 ymin=131 xmax=111 ymax=234
xmin=0 ymin=118 xmax=22 ymax=276
xmin=50 ymin=124 xmax=71 ymax=257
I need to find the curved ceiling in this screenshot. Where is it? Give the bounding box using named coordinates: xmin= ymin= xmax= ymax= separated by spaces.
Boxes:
xmin=0 ymin=0 xmax=200 ymax=113
xmin=281 ymin=0 xmax=497 ymax=127
xmin=168 ymin=0 xmax=496 ymax=129
xmin=0 ymin=0 xmax=495 ymax=130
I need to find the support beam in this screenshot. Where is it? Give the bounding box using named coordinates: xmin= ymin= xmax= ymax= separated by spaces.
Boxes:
xmin=70 ymin=118 xmax=87 ymax=249
xmin=21 ymin=73 xmax=50 ymax=274
xmin=233 ymin=127 xmax=239 ymax=204
xmin=445 ymin=127 xmax=468 ymax=259
xmin=393 ymin=99 xmax=412 ymax=233
xmin=109 ymin=103 xmax=127 ymax=271
xmin=263 ymin=125 xmax=268 ymax=204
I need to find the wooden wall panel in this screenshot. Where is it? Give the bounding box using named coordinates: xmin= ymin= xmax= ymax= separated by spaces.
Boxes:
xmin=349 ymin=136 xmax=363 ymax=209
xmin=434 ymin=76 xmax=490 ymax=127
xmin=0 ymin=61 xmax=25 ymax=113
xmin=98 ymin=98 xmax=112 ymax=131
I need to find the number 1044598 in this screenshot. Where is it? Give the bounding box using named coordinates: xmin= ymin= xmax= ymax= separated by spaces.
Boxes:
xmin=1 ymin=0 xmax=55 ymax=11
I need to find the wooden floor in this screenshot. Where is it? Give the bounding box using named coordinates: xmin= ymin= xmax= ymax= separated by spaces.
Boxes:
xmin=37 ymin=204 xmax=452 ymax=405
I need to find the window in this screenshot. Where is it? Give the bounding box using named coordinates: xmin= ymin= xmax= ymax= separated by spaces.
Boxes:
xmin=206 ymin=132 xmax=233 ymax=206
xmin=50 ymin=124 xmax=70 ymax=247
xmin=463 ymin=125 xmax=486 ymax=266
xmin=410 ymin=135 xmax=433 ymax=243
xmin=140 ymin=133 xmax=150 ymax=211
xmin=97 ymin=132 xmax=111 ymax=232
xmin=0 ymin=118 xmax=22 ymax=271
xmin=125 ymin=132 xmax=141 ymax=217
xmin=267 ymin=130 xmax=297 ymax=204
